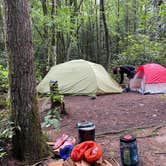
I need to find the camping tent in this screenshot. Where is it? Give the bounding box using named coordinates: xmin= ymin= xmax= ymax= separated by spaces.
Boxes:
xmin=37 ymin=59 xmax=122 ymax=95
xmin=130 ymin=63 xmax=166 ymax=94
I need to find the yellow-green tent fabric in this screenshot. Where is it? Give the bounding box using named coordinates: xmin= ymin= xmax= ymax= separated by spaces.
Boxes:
xmin=37 ymin=59 xmax=122 ymax=95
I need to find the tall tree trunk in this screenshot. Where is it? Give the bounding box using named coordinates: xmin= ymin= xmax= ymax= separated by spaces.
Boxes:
xmin=125 ymin=0 xmax=129 ymax=47
xmin=50 ymin=0 xmax=57 ymax=66
xmin=153 ymin=0 xmax=163 ymax=40
xmin=66 ymin=0 xmax=84 ymax=61
xmin=95 ymin=0 xmax=100 ymax=63
xmin=143 ymin=0 xmax=147 ymax=57
xmin=116 ymin=0 xmax=120 ymax=55
xmin=132 ymin=0 xmax=138 ymax=34
xmin=4 ymin=0 xmax=48 ymax=162
xmin=143 ymin=1 xmax=147 ymax=35
xmin=0 ymin=0 xmax=6 ymax=65
xmin=0 ymin=1 xmax=5 ymax=44
xmin=41 ymin=0 xmax=49 ymax=76
xmin=100 ymin=0 xmax=110 ymax=70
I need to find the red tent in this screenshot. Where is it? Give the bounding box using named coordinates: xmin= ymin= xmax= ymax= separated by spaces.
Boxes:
xmin=136 ymin=63 xmax=166 ymax=84
xmin=130 ymin=63 xmax=166 ymax=94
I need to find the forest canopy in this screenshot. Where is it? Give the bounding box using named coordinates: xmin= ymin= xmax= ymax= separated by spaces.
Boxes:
xmin=0 ymin=0 xmax=166 ymax=84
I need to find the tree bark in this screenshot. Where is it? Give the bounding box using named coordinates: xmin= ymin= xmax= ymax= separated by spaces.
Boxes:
xmin=100 ymin=0 xmax=110 ymax=70
xmin=125 ymin=0 xmax=129 ymax=47
xmin=0 ymin=0 xmax=6 ymax=65
xmin=4 ymin=0 xmax=48 ymax=162
xmin=95 ymin=0 xmax=100 ymax=63
xmin=65 ymin=0 xmax=84 ymax=61
xmin=50 ymin=0 xmax=57 ymax=66
xmin=41 ymin=0 xmax=49 ymax=76
xmin=132 ymin=0 xmax=137 ymax=34
xmin=116 ymin=0 xmax=120 ymax=55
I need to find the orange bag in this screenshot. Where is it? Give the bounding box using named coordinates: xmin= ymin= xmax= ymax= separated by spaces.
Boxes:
xmin=71 ymin=141 xmax=102 ymax=162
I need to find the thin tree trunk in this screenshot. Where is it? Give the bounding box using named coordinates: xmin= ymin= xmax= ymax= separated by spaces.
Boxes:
xmin=143 ymin=1 xmax=147 ymax=56
xmin=144 ymin=1 xmax=147 ymax=35
xmin=95 ymin=0 xmax=100 ymax=63
xmin=125 ymin=0 xmax=129 ymax=47
xmin=50 ymin=0 xmax=57 ymax=66
xmin=100 ymin=0 xmax=110 ymax=70
xmin=66 ymin=41 xmax=72 ymax=61
xmin=0 ymin=1 xmax=5 ymax=44
xmin=65 ymin=0 xmax=84 ymax=61
xmin=0 ymin=0 xmax=6 ymax=64
xmin=153 ymin=0 xmax=162 ymax=40
xmin=4 ymin=0 xmax=48 ymax=162
xmin=41 ymin=0 xmax=49 ymax=76
xmin=133 ymin=0 xmax=137 ymax=34
xmin=116 ymin=0 xmax=120 ymax=55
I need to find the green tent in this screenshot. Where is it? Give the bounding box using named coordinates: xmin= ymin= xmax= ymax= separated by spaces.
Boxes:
xmin=37 ymin=59 xmax=122 ymax=95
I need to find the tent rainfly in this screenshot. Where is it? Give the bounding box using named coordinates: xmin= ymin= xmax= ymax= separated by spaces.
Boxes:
xmin=37 ymin=59 xmax=122 ymax=95
xmin=130 ymin=63 xmax=166 ymax=94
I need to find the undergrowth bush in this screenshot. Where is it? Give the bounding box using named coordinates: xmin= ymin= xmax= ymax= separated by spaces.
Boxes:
xmin=0 ymin=65 xmax=8 ymax=93
xmin=0 ymin=110 xmax=14 ymax=158
xmin=41 ymin=108 xmax=60 ymax=130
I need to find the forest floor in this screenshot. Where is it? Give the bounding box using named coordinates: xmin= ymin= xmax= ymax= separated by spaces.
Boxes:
xmin=1 ymin=92 xmax=166 ymax=166
xmin=43 ymin=92 xmax=166 ymax=166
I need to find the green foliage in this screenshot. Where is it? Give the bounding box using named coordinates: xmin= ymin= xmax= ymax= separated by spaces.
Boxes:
xmin=29 ymin=0 xmax=166 ymax=77
xmin=0 ymin=65 xmax=8 ymax=92
xmin=55 ymin=6 xmax=73 ymax=33
xmin=0 ymin=124 xmax=15 ymax=158
xmin=41 ymin=108 xmax=60 ymax=130
xmin=0 ymin=110 xmax=14 ymax=158
xmin=115 ymin=34 xmax=166 ymax=65
xmin=51 ymin=94 xmax=64 ymax=104
xmin=0 ymin=148 xmax=6 ymax=158
xmin=0 ymin=125 xmax=14 ymax=140
xmin=50 ymin=81 xmax=64 ymax=104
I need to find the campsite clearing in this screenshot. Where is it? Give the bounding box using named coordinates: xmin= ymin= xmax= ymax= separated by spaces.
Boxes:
xmin=1 ymin=92 xmax=166 ymax=165
xmin=42 ymin=92 xmax=166 ymax=166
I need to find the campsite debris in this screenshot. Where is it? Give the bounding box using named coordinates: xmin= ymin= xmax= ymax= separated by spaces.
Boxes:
xmin=138 ymin=103 xmax=144 ymax=107
xmin=91 ymin=95 xmax=97 ymax=100
xmin=102 ymin=159 xmax=114 ymax=166
xmin=120 ymin=135 xmax=139 ymax=166
xmin=77 ymin=122 xmax=95 ymax=143
xmin=154 ymin=152 xmax=166 ymax=155
xmin=47 ymin=141 xmax=55 ymax=146
xmin=49 ymin=80 xmax=66 ymax=114
xmin=47 ymin=158 xmax=120 ymax=166
xmin=108 ymin=158 xmax=120 ymax=166
xmin=152 ymin=114 xmax=157 ymax=117
xmin=96 ymin=124 xmax=164 ymax=138
xmin=47 ymin=160 xmax=64 ymax=166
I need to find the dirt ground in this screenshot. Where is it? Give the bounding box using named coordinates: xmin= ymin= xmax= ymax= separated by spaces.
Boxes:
xmin=43 ymin=92 xmax=166 ymax=166
xmin=1 ymin=92 xmax=166 ymax=166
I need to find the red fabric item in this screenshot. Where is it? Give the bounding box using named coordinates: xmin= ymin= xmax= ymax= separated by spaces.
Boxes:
xmin=84 ymin=142 xmax=102 ymax=162
xmin=53 ymin=134 xmax=69 ymax=150
xmin=136 ymin=63 xmax=166 ymax=84
xmin=70 ymin=141 xmax=102 ymax=162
